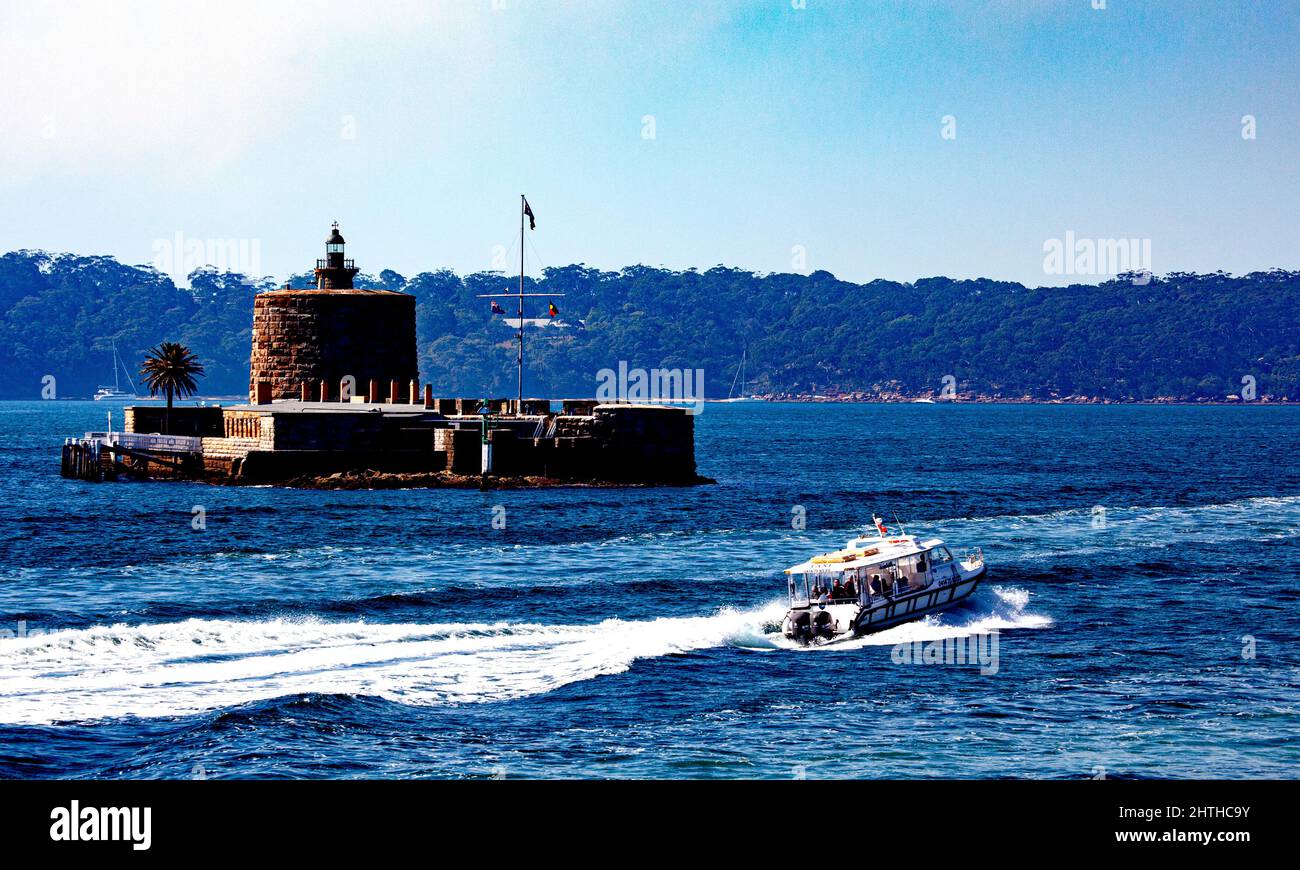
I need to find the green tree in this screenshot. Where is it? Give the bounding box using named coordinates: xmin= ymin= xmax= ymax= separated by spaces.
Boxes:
xmin=140 ymin=342 xmax=205 ymax=433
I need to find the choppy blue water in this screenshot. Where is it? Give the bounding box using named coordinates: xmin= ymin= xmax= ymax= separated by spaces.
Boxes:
xmin=0 ymin=401 xmax=1297 ymax=779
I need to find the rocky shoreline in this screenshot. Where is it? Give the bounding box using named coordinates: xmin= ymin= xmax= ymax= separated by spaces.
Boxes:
xmin=275 ymin=469 xmax=717 ymax=490
xmin=739 ymin=394 xmax=1293 ymax=405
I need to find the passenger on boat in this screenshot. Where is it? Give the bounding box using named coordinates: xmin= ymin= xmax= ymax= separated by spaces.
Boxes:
xmin=843 ymin=577 xmax=857 ymax=600
xmin=868 ymin=574 xmax=882 ymax=596
xmin=830 ymin=579 xmax=846 ymax=600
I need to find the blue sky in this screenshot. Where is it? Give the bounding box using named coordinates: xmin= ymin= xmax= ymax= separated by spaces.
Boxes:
xmin=1 ymin=0 xmax=1295 ymax=286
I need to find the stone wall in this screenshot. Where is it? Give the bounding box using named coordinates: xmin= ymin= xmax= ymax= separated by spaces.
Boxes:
xmin=200 ymin=436 xmax=263 ymax=475
xmin=236 ymin=449 xmax=447 ymax=482
xmin=190 ymin=404 xmax=699 ymax=485
xmin=248 ymin=289 xmax=419 ymax=402
xmin=594 ymin=405 xmax=696 ymax=482
xmin=480 ymin=406 xmax=696 ymax=481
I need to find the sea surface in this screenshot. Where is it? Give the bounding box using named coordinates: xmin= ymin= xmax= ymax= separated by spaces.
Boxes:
xmin=0 ymin=400 xmax=1297 ymax=779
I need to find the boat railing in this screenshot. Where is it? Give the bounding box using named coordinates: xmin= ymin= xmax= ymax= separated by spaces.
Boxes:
xmin=966 ymin=546 xmax=984 ymax=565
xmin=803 ymin=594 xmax=870 ymax=607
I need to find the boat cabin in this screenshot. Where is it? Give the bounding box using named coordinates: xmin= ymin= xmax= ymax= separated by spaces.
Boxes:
xmin=783 ymin=535 xmax=959 ymax=607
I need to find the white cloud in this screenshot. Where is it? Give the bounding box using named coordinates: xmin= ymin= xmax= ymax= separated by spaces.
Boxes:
xmin=0 ymin=0 xmax=491 ymax=187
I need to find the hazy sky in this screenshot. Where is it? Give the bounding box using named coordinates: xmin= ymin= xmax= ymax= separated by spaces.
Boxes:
xmin=1 ymin=0 xmax=1295 ymax=286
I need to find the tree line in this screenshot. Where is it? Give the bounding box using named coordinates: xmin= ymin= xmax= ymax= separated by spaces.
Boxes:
xmin=2 ymin=250 xmax=1296 ymax=401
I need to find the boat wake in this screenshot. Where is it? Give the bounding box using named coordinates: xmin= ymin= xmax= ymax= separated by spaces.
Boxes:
xmin=0 ymin=603 xmax=787 ymax=725
xmin=0 ymin=585 xmax=1051 ymax=725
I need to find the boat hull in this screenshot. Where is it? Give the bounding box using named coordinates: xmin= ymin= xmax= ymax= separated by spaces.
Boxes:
xmin=782 ymin=567 xmax=985 ymax=643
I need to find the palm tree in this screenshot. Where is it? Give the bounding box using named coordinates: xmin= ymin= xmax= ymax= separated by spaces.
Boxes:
xmin=140 ymin=342 xmax=205 ymax=434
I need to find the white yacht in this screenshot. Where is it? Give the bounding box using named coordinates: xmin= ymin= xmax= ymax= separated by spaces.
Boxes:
xmin=718 ymin=345 xmax=761 ymax=402
xmin=93 ymin=342 xmax=140 ymax=401
xmin=781 ymin=517 xmax=985 ymax=643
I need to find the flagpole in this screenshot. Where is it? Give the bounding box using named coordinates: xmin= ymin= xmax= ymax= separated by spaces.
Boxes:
xmin=518 ymin=194 xmax=525 ymax=408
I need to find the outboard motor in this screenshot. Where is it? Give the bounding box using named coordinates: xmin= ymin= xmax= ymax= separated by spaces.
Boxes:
xmin=788 ymin=611 xmax=812 ymax=642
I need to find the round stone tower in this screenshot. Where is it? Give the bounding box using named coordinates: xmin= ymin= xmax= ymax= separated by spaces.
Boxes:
xmin=248 ymin=224 xmax=418 ymax=402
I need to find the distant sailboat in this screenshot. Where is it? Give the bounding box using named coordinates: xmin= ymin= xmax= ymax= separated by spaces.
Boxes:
xmin=718 ymin=345 xmax=760 ymax=403
xmin=93 ymin=341 xmax=140 ymax=401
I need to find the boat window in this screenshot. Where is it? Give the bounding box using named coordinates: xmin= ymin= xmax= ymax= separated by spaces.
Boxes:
xmin=789 ymin=574 xmax=810 ymax=604
xmin=931 ymin=547 xmax=953 ymax=564
xmin=898 ymin=554 xmax=931 ymax=588
xmin=817 ymin=573 xmax=848 ymax=600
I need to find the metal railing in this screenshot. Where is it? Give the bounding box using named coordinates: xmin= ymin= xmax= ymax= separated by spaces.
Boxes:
xmin=530 ymin=417 xmax=559 ymax=439
xmin=111 ymin=432 xmax=203 ymax=453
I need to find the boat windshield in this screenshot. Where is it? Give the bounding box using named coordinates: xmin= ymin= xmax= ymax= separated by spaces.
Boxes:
xmin=791 ymin=571 xmax=863 ymax=605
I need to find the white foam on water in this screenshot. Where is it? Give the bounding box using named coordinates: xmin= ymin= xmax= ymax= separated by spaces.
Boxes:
xmin=834 ymin=585 xmax=1051 ymax=648
xmin=0 ymin=602 xmax=791 ymax=725
xmin=0 ymin=585 xmax=1055 ymax=724
xmin=951 ymin=493 xmax=1300 ymax=527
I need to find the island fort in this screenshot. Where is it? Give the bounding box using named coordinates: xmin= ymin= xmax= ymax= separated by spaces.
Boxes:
xmin=61 ymin=226 xmax=701 ymax=487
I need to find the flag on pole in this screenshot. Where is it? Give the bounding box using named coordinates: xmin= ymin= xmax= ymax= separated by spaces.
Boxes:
xmin=523 ymin=197 xmax=536 ymax=230
xmin=547 ymin=300 xmax=558 ymax=318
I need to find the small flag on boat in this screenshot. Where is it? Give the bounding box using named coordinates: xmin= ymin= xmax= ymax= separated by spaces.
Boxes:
xmin=548 ymin=300 xmax=558 ymax=318
xmin=874 ymin=516 xmax=888 ymax=536
xmin=491 ymin=300 xmax=505 ymax=315
xmin=523 ymin=197 xmax=536 ymax=230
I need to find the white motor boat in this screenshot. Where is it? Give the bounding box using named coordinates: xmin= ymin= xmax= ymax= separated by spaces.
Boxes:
xmin=781 ymin=517 xmax=985 ymax=643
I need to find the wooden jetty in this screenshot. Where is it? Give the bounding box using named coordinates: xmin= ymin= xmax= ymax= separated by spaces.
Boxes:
xmin=61 ymin=432 xmax=205 ymax=482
